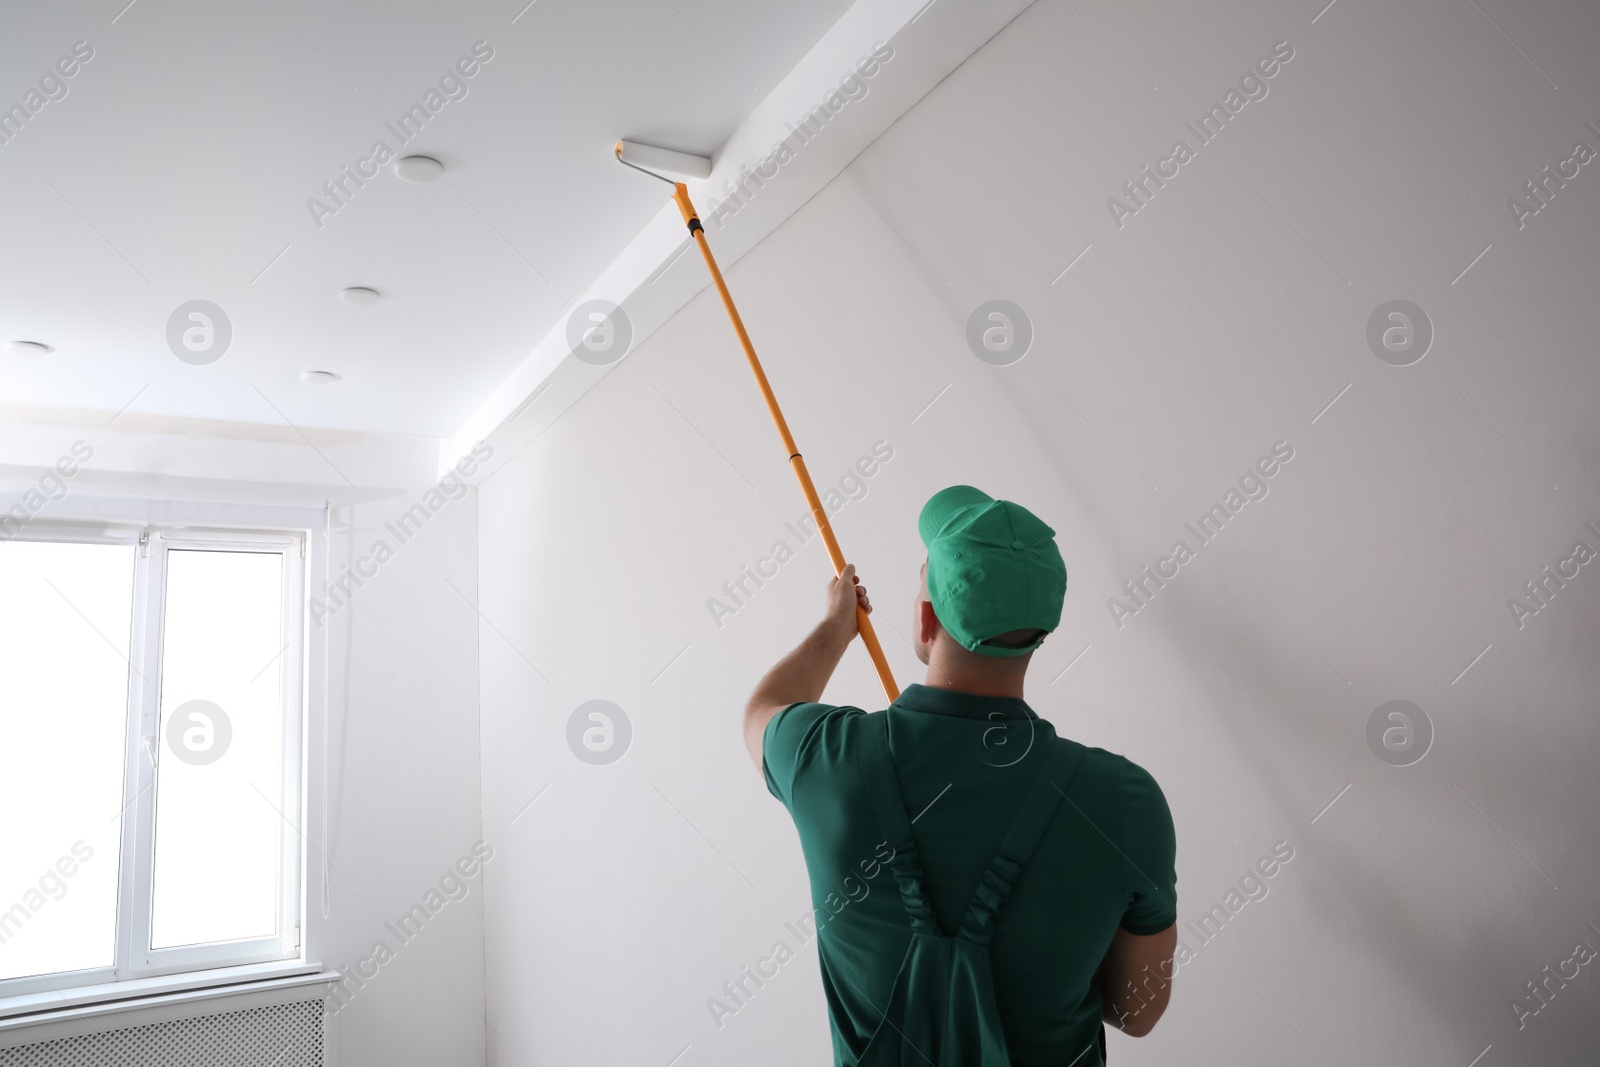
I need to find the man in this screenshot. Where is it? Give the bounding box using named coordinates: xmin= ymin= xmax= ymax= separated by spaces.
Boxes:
xmin=745 ymin=486 xmax=1178 ymax=1066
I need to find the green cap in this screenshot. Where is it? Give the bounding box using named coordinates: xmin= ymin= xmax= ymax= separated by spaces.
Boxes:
xmin=918 ymin=486 xmax=1067 ymax=657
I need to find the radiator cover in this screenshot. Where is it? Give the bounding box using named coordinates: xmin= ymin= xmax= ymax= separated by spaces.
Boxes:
xmin=0 ymin=1000 xmax=323 ymax=1067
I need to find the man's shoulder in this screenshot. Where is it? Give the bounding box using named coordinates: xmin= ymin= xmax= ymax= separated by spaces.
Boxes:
xmin=770 ymin=700 xmax=870 ymax=738
xmin=1040 ymin=738 xmax=1176 ymax=892
xmin=763 ymin=703 xmax=872 ymax=807
xmin=1046 ymin=734 xmax=1136 ymax=770
xmin=1047 ymin=737 xmax=1168 ymax=802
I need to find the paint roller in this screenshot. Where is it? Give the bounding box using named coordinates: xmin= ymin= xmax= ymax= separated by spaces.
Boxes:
xmin=615 ymin=140 xmax=712 ymax=181
xmin=615 ymin=140 xmax=900 ymax=702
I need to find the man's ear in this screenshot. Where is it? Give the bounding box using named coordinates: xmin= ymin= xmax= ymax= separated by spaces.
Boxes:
xmin=918 ymin=598 xmax=941 ymax=646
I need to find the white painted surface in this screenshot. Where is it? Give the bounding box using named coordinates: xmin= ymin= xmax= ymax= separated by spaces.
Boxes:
xmin=474 ymin=1 xmax=1600 ymax=1065
xmin=0 ymin=0 xmax=852 ymax=435
xmin=447 ymin=0 xmax=1038 ymax=475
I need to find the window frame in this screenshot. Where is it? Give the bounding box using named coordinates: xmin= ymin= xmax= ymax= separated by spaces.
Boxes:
xmin=0 ymin=522 xmax=306 ymax=1001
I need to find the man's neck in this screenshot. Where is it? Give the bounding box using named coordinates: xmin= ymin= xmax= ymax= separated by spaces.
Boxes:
xmin=921 ymin=667 xmax=1026 ymax=700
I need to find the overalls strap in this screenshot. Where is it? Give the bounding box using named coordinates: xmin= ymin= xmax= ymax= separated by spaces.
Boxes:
xmin=857 ymin=712 xmax=941 ymax=936
xmin=856 ymin=712 xmax=1085 ymax=942
xmin=959 ymin=740 xmax=1084 ymax=944
xmin=850 ymin=711 xmax=1092 ymax=1067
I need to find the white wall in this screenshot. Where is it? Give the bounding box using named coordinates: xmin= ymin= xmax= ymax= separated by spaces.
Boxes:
xmin=476 ymin=0 xmax=1600 ymax=1064
xmin=314 ymin=473 xmax=486 ymax=1067
xmin=0 ymin=409 xmax=487 ymax=1067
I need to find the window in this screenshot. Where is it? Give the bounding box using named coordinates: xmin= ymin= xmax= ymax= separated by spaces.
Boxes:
xmin=0 ymin=526 xmax=304 ymax=998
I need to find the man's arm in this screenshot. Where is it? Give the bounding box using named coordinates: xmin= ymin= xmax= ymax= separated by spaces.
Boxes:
xmin=742 ymin=564 xmax=871 ymax=770
xmin=1095 ymin=923 xmax=1177 ymax=1037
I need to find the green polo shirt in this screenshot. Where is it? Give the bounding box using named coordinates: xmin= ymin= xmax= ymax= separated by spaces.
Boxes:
xmin=763 ymin=683 xmax=1177 ymax=1067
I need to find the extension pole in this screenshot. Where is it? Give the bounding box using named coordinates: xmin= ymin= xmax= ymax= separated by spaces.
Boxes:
xmin=670 ymin=183 xmax=900 ymax=703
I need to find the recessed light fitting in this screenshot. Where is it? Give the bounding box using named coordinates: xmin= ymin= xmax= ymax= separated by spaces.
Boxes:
xmin=301 ymin=370 xmax=342 ymax=384
xmin=395 ymin=155 xmax=444 ymax=182
xmin=340 ymin=287 xmax=380 ymax=306
xmin=5 ymin=340 xmax=54 ymax=355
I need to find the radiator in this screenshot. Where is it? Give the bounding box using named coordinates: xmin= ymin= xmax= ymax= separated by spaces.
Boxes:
xmin=0 ymin=999 xmax=323 ymax=1067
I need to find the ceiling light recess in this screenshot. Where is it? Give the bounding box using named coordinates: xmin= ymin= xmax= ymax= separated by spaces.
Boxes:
xmin=301 ymin=370 xmax=342 ymax=384
xmin=395 ymin=155 xmax=444 ymax=182
xmin=341 ymin=287 xmax=380 ymax=306
xmin=5 ymin=340 xmax=54 ymax=355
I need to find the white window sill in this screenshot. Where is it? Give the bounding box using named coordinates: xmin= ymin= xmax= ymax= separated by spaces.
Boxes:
xmin=0 ymin=960 xmax=338 ymax=1031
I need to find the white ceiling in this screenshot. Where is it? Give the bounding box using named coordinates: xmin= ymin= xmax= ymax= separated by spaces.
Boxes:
xmin=0 ymin=0 xmax=853 ymax=437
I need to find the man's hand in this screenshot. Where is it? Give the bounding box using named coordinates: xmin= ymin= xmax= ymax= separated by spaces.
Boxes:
xmin=742 ymin=564 xmax=872 ymax=771
xmin=824 ymin=563 xmax=872 ymax=640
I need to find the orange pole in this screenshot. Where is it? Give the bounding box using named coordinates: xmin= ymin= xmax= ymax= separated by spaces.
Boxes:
xmin=671 ymin=183 xmax=899 ymax=703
